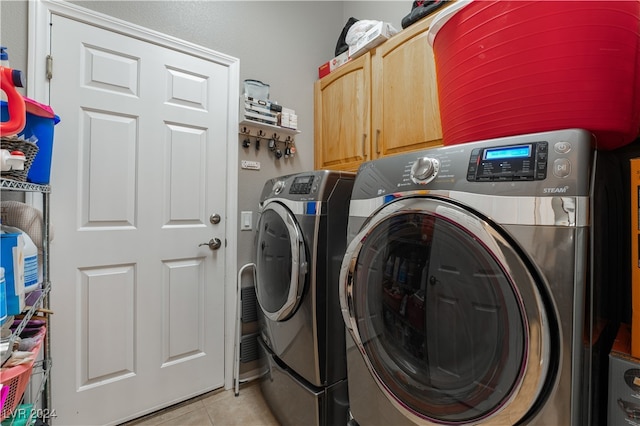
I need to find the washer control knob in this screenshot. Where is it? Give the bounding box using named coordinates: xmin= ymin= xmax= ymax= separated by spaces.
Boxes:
xmin=273 ymin=180 xmax=286 ymax=195
xmin=411 ymin=157 xmax=439 ymax=184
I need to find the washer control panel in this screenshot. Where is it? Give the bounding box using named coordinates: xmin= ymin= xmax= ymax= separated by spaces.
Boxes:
xmin=351 ymin=129 xmax=592 ymax=200
xmin=467 ymin=141 xmax=548 ymax=182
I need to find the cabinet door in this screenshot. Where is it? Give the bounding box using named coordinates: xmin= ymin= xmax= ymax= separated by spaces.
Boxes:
xmin=372 ymin=18 xmax=442 ymax=159
xmin=314 ymin=54 xmax=371 ymax=172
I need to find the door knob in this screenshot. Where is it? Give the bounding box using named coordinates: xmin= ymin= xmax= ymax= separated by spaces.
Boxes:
xmin=199 ymin=238 xmax=222 ymax=250
xmin=210 ymin=214 xmax=221 ymax=224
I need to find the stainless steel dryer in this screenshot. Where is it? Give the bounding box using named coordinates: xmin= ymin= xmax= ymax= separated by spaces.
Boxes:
xmin=339 ymin=129 xmax=629 ymax=425
xmin=256 ymin=170 xmax=355 ymax=426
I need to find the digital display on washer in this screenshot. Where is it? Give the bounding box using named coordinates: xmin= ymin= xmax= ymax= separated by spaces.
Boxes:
xmin=467 ymin=141 xmax=548 ymax=182
xmin=483 ymin=144 xmax=531 ymax=160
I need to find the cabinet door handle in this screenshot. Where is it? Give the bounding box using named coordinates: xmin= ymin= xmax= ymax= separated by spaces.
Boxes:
xmin=362 ymin=133 xmax=368 ymax=159
xmin=375 ymin=129 xmax=381 ymax=155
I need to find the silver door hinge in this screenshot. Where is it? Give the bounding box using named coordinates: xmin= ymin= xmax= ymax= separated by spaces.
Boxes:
xmin=46 ymin=55 xmax=53 ymax=80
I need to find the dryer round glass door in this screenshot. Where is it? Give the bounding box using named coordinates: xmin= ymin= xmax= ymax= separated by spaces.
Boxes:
xmin=256 ymin=201 xmax=308 ymax=321
xmin=340 ymin=197 xmax=557 ymax=425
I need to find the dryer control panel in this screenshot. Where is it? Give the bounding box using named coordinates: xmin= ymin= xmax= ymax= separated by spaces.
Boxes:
xmin=260 ymin=170 xmax=355 ymax=205
xmin=289 ymin=175 xmax=316 ymax=194
xmin=467 ymin=141 xmax=548 ymax=182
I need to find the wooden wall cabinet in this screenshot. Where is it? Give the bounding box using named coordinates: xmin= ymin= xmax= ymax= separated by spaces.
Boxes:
xmin=314 ymin=14 xmax=443 ymax=172
xmin=314 ymin=53 xmax=371 ymax=172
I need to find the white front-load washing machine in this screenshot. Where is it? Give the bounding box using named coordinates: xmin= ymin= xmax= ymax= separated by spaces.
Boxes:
xmin=340 ymin=129 xmax=631 ymax=425
xmin=255 ymin=170 xmax=355 ymax=426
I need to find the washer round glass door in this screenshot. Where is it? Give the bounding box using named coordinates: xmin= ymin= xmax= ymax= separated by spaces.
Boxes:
xmin=341 ymin=197 xmax=556 ymax=424
xmin=256 ymin=201 xmax=307 ymax=321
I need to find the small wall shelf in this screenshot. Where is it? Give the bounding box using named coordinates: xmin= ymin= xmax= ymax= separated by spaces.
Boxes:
xmin=239 ymin=120 xmax=300 ymax=140
xmin=239 ymin=120 xmax=300 ymax=160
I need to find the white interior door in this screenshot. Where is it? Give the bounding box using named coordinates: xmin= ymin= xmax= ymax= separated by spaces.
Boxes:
xmin=30 ymin=4 xmax=239 ymax=424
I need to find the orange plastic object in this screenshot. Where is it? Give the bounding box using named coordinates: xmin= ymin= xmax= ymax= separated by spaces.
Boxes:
xmin=0 ymin=66 xmax=26 ymax=137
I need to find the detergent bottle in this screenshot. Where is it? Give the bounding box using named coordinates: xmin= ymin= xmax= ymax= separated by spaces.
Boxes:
xmin=0 ymin=226 xmax=25 ymax=315
xmin=1 ymin=224 xmax=39 ymax=293
xmin=0 ymin=47 xmax=27 ymax=137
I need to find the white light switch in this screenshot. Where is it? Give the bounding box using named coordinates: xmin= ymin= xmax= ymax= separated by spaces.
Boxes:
xmin=241 ymin=211 xmax=253 ymax=231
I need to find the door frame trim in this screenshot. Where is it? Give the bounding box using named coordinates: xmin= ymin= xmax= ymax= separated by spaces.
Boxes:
xmin=28 ymin=0 xmax=240 ymax=391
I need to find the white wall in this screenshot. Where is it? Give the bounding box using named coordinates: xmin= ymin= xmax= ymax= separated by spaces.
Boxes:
xmin=343 ymin=1 xmax=412 ymax=33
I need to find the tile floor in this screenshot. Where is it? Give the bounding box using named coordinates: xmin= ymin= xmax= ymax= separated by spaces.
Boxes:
xmin=122 ymin=380 xmax=280 ymax=426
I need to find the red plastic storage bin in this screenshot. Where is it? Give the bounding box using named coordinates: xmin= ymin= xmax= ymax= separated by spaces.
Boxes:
xmin=427 ymin=0 xmax=640 ymax=150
